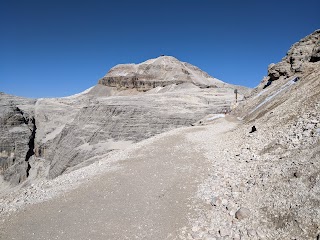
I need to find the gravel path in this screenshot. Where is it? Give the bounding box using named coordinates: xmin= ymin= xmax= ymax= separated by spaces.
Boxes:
xmin=0 ymin=118 xmax=238 ymax=240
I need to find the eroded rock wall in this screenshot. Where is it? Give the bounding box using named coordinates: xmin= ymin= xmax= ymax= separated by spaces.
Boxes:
xmin=45 ymin=88 xmax=234 ymax=178
xmin=264 ymin=30 xmax=320 ymax=85
xmin=0 ymin=93 xmax=36 ymax=185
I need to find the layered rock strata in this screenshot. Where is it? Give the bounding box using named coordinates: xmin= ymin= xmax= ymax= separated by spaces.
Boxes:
xmin=98 ymin=56 xmax=249 ymax=93
xmin=0 ymin=93 xmax=36 ymax=186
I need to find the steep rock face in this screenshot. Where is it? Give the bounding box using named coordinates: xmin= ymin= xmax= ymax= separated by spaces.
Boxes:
xmin=0 ymin=93 xmax=36 ymax=186
xmin=236 ymin=29 xmax=320 ymax=121
xmin=44 ymin=86 xmax=237 ymax=178
xmin=98 ymin=56 xmax=248 ymax=93
xmin=264 ymin=30 xmax=319 ymax=85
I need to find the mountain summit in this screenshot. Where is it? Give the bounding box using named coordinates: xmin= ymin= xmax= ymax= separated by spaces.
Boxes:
xmin=98 ymin=55 xmax=238 ymax=91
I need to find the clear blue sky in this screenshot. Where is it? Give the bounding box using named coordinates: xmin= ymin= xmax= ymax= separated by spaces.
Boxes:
xmin=1 ymin=0 xmax=319 ymax=98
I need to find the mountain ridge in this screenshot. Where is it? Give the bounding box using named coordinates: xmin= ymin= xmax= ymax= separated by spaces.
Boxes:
xmin=98 ymin=55 xmax=250 ymax=94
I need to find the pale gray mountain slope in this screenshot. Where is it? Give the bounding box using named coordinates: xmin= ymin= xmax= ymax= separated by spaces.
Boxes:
xmin=0 ymin=57 xmax=247 ymax=189
xmin=179 ymin=29 xmax=320 ymax=240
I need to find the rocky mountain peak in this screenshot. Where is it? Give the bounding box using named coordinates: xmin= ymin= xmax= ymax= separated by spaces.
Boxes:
xmin=142 ymin=55 xmax=181 ymax=65
xmin=98 ymin=55 xmax=229 ymax=91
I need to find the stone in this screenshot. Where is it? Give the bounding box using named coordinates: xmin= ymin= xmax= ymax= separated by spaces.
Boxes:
xmin=229 ymin=209 xmax=236 ymax=216
xmin=192 ymin=226 xmax=200 ymax=232
xmin=256 ymin=229 xmax=266 ymax=239
xmin=219 ymin=228 xmax=231 ymax=237
xmin=249 ymin=126 xmax=257 ymax=133
xmin=235 ymin=208 xmax=250 ymax=220
xmin=211 ymin=196 xmax=221 ymax=206
xmin=267 ymin=61 xmax=292 ymax=81
xmin=221 ymin=199 xmax=228 ymax=205
xmin=247 ymin=229 xmax=256 ymax=237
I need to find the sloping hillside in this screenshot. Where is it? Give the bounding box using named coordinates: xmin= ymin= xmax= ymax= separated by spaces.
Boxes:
xmin=179 ymin=30 xmax=320 ymax=240
xmin=0 ymin=58 xmax=247 ymax=190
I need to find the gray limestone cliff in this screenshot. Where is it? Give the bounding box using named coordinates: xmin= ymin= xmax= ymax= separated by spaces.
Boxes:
xmin=235 ymin=29 xmax=320 ymax=120
xmin=262 ymin=29 xmax=319 ymax=86
xmin=0 ymin=93 xmax=36 ymax=186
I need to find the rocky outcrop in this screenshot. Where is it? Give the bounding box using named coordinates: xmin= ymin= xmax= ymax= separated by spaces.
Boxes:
xmin=235 ymin=30 xmax=320 ymax=121
xmin=310 ymin=43 xmax=320 ymax=62
xmin=0 ymin=93 xmax=36 ymax=186
xmin=262 ymin=30 xmax=319 ymax=87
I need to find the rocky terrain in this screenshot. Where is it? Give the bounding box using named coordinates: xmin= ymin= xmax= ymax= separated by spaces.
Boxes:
xmin=178 ymin=29 xmax=320 ymax=240
xmin=0 ymin=30 xmax=319 ymax=240
xmin=0 ymin=56 xmax=247 ymax=189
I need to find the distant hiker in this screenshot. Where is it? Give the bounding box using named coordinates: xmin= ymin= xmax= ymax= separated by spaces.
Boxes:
xmin=249 ymin=126 xmax=257 ymax=133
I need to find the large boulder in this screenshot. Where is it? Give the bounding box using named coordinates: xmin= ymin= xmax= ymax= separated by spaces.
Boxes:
xmin=310 ymin=44 xmax=320 ymax=62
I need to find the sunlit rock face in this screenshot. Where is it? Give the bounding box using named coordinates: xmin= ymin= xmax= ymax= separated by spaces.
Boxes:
xmin=0 ymin=93 xmax=36 ymax=186
xmin=0 ymin=56 xmax=249 ymax=187
xmin=266 ymin=30 xmax=320 ymax=83
xmin=98 ymin=55 xmax=248 ymax=92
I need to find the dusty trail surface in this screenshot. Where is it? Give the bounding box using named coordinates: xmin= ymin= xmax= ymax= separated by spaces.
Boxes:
xmin=0 ymin=119 xmax=237 ymax=240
